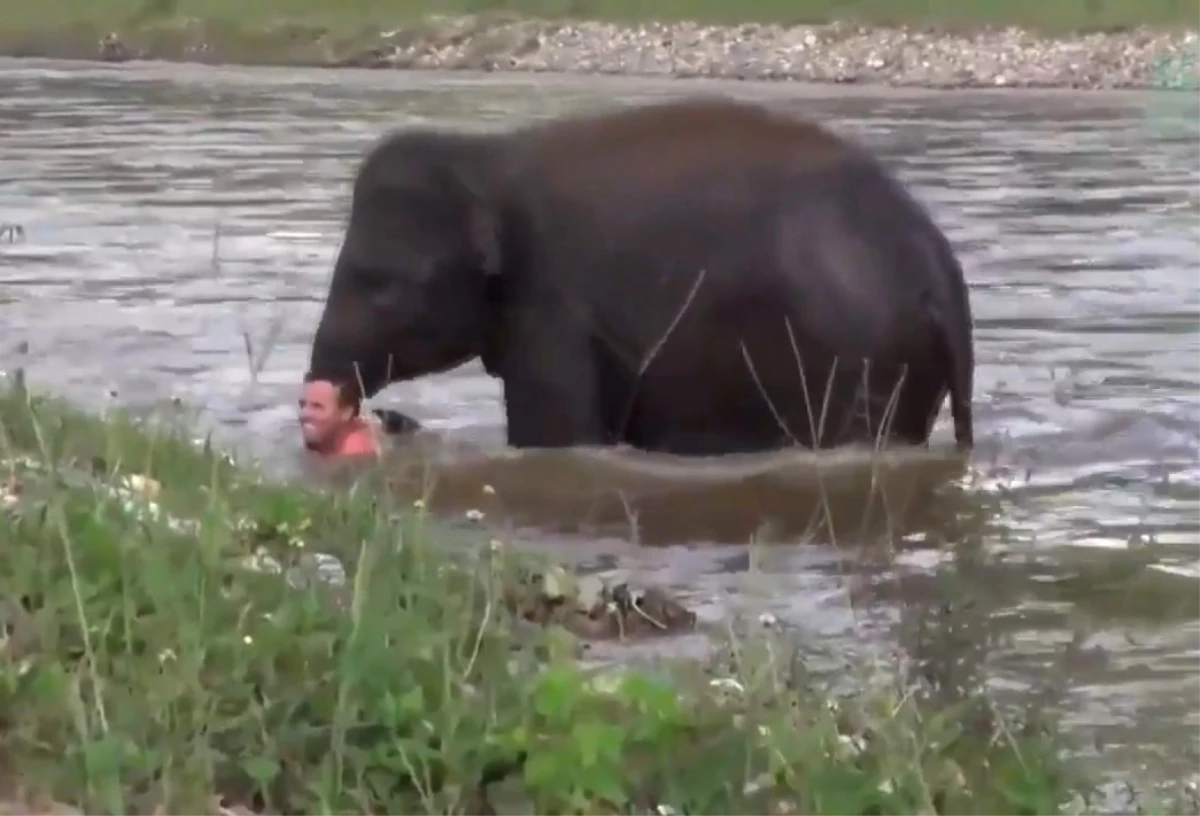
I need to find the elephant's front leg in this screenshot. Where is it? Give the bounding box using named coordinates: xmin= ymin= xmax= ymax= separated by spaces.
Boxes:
xmin=499 ymin=303 xmax=606 ymax=449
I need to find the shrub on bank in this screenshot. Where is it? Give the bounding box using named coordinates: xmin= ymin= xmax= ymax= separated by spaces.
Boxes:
xmin=0 ymin=378 xmax=1124 ymax=814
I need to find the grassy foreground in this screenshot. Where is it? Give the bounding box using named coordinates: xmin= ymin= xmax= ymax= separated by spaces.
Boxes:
xmin=0 ymin=375 xmax=1177 ymax=815
xmin=1 ymin=0 xmax=1196 ymax=35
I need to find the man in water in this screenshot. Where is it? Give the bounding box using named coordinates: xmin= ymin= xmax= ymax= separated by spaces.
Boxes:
xmin=298 ymin=372 xmax=380 ymax=458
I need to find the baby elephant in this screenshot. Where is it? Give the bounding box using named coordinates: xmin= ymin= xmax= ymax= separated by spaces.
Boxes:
xmin=308 ymin=95 xmax=975 ymax=456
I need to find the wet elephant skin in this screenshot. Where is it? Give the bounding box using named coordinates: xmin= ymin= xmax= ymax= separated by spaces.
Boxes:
xmin=308 ymin=96 xmax=975 ymax=456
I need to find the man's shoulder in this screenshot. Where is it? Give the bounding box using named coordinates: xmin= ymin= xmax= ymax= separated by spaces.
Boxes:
xmin=338 ymin=420 xmax=381 ymax=456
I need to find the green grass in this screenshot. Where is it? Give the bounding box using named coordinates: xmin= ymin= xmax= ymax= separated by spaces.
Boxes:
xmin=0 ymin=374 xmax=1193 ymax=815
xmin=0 ymin=0 xmax=1195 ymax=36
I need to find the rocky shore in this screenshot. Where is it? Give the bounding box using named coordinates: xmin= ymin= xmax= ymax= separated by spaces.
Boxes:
xmin=4 ymin=13 xmax=1198 ymax=90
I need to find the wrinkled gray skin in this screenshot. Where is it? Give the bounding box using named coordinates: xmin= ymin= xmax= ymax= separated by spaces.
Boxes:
xmin=309 ymin=96 xmax=975 ymax=456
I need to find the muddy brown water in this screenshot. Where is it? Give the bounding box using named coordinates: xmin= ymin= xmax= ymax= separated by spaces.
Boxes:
xmin=1 ymin=58 xmax=1198 ymax=793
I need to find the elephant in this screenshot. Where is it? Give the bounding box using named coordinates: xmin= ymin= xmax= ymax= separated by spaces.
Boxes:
xmin=307 ymin=96 xmax=975 ymax=457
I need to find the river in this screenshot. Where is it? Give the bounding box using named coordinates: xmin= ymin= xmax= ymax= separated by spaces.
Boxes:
xmin=1 ymin=58 xmax=1197 ymax=795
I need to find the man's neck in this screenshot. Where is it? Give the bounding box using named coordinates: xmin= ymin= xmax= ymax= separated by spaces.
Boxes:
xmin=334 ymin=416 xmax=363 ymax=443
xmin=333 ymin=416 xmax=379 ymax=457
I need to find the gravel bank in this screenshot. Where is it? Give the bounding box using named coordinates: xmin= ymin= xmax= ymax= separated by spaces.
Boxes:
xmin=21 ymin=14 xmax=1200 ymax=90
xmin=366 ymin=16 xmax=1200 ymax=90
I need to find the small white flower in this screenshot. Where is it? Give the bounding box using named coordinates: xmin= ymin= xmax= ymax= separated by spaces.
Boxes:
xmin=237 ymin=547 xmax=282 ymax=575
xmin=877 ymin=779 xmax=894 ymax=795
xmin=158 ymin=648 xmax=176 ymax=663
xmin=482 ymin=484 xmax=495 ymax=495
xmin=243 ymin=635 xmax=253 ymax=645
xmin=709 ymin=677 xmax=745 ymax=694
xmin=655 ymin=806 xmax=677 ymax=816
xmin=465 ymin=508 xmax=484 ymax=522
xmin=121 ymin=473 xmax=161 ymax=500
xmin=836 ymin=734 xmax=866 ymax=756
xmin=742 ymin=773 xmax=772 ymax=796
xmin=165 ymin=517 xmax=190 ymax=534
xmin=413 ymin=498 xmax=426 ymax=510
xmin=758 ymin=611 xmax=778 ymax=627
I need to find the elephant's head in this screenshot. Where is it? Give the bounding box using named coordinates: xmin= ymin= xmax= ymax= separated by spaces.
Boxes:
xmin=308 ymin=129 xmax=504 ymax=399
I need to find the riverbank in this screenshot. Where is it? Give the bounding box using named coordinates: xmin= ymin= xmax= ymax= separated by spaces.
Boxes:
xmin=1 ymin=372 xmax=1177 ymax=815
xmin=0 ymin=6 xmax=1196 ymax=90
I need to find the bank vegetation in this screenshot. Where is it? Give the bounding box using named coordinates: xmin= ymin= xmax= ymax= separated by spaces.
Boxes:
xmin=8 ymin=374 xmax=1197 ymax=814
xmin=0 ymin=0 xmax=1195 ymax=89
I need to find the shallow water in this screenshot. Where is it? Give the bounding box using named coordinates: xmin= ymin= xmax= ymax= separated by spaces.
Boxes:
xmin=1 ymin=59 xmax=1197 ymax=790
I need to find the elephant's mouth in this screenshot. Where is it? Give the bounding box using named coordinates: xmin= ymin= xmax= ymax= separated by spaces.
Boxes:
xmin=310 ymin=319 xmax=484 ymax=398
xmin=376 ymin=329 xmax=483 ymax=383
xmin=324 ymin=350 xmax=476 ymax=398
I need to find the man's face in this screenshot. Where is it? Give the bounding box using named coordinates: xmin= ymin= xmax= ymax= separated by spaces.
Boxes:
xmin=298 ymin=380 xmax=354 ymax=452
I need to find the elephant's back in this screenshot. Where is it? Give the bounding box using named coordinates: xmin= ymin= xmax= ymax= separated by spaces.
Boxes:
xmin=501 ymin=95 xmax=957 ymax=353
xmin=506 ymin=96 xmax=876 ymax=207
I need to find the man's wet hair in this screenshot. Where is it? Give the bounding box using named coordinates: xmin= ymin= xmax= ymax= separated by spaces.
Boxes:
xmin=303 ymin=371 xmax=363 ymax=417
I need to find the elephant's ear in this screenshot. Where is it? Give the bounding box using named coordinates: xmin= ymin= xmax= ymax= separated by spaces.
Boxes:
xmin=468 ymin=204 xmax=502 ymax=278
xmin=452 ymin=159 xmax=502 ymax=278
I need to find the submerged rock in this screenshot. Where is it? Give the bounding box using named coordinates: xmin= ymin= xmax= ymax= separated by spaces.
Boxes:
xmin=506 ymin=566 xmax=698 ymax=641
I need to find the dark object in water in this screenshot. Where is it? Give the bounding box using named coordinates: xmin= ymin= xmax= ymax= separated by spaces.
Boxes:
xmin=372 ymin=407 xmax=422 ymax=435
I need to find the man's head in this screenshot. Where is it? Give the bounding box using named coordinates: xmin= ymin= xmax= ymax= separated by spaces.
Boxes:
xmin=298 ymin=372 xmax=363 ymax=454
